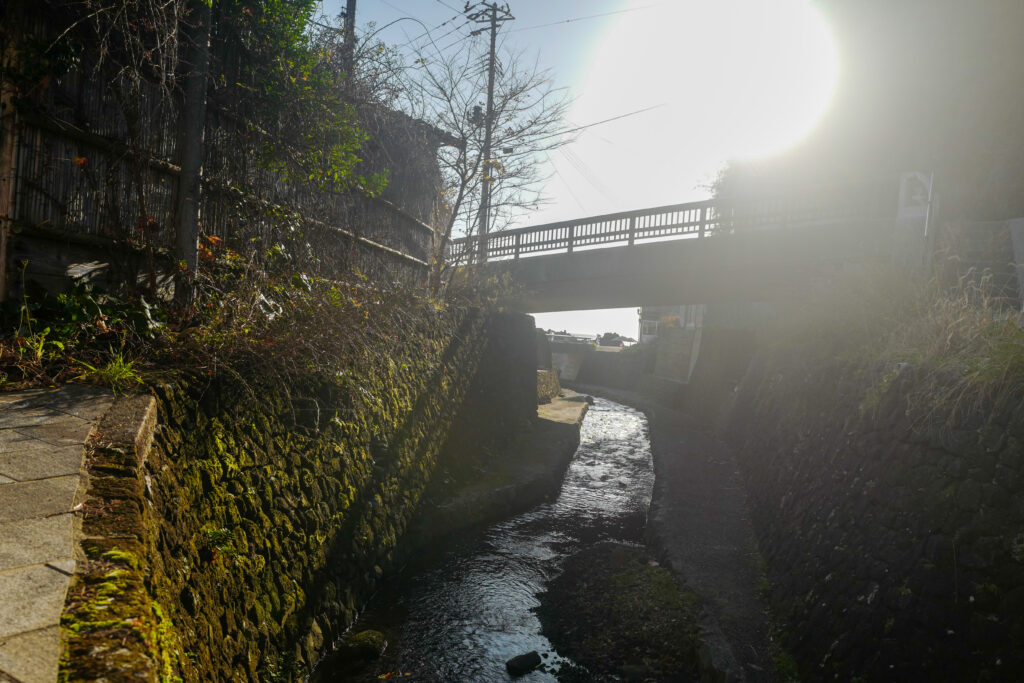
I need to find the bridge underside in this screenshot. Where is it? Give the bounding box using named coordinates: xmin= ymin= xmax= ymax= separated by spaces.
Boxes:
xmin=495 ymin=220 xmax=902 ymax=312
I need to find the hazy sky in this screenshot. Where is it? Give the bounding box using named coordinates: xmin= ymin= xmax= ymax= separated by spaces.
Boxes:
xmin=323 ymin=0 xmax=837 ymax=336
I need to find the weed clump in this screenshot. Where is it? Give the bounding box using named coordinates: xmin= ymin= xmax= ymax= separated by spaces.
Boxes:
xmin=755 ymin=265 xmax=1024 ymax=421
xmin=0 ymin=250 xmax=489 ymax=395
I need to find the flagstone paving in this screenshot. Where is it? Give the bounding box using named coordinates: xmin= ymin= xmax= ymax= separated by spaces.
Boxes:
xmin=0 ymin=385 xmax=112 ymax=683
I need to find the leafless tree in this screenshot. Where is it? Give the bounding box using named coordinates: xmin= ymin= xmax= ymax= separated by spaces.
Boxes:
xmin=401 ymin=39 xmax=573 ymax=294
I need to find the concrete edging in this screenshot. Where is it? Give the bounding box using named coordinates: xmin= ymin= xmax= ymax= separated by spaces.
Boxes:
xmin=59 ymin=392 xmax=162 ymax=682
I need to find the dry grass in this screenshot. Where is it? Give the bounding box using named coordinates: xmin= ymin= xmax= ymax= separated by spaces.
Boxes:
xmin=757 ymin=264 xmax=1024 ymax=422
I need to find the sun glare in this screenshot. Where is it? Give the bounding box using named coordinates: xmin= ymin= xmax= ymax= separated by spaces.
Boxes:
xmin=536 ymin=0 xmax=838 ymax=333
xmin=682 ymin=0 xmax=839 ymax=159
xmin=574 ymin=0 xmax=838 ymax=172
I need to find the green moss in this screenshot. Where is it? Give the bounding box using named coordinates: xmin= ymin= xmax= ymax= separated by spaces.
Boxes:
xmin=63 ymin=307 xmax=525 ymax=682
xmin=61 ymin=551 xmax=185 ymax=682
xmin=537 ymin=543 xmax=702 ymax=680
xmin=346 ymin=629 xmax=387 ymax=659
xmin=774 ymin=650 xmax=800 ymax=680
xmin=101 ymin=548 xmax=141 ymax=570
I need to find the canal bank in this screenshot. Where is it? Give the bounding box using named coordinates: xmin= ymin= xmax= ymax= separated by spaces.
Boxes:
xmin=317 ymin=395 xmax=691 ymax=682
xmin=51 ymin=309 xmax=542 ymax=682
xmin=400 ymin=391 xmax=589 ymax=556
xmin=566 ymin=382 xmax=779 ymax=683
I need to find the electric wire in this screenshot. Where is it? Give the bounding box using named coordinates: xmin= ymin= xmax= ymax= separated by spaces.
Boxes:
xmin=394 ymin=13 xmax=463 ymax=49
xmin=562 ymin=147 xmax=615 ymax=199
xmin=507 ymin=4 xmax=665 ymax=33
xmin=435 ymin=26 xmax=480 ymax=53
xmin=377 ymin=0 xmax=409 ymax=16
xmin=545 ymin=153 xmax=589 ymax=214
xmin=531 ymin=103 xmax=668 ymax=145
xmin=430 ymin=20 xmax=475 ymax=49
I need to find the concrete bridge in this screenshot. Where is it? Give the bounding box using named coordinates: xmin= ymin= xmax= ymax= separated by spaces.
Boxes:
xmin=449 ymin=176 xmax=931 ymax=312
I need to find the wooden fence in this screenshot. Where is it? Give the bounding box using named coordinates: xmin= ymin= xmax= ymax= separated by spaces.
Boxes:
xmin=1 ymin=6 xmax=434 ymax=293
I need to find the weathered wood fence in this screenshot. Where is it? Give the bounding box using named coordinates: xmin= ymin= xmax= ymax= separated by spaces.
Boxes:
xmin=0 ymin=5 xmax=434 ymax=295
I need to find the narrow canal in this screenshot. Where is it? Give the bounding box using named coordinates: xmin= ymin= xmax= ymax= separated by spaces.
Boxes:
xmin=315 ymin=396 xmax=655 ymax=682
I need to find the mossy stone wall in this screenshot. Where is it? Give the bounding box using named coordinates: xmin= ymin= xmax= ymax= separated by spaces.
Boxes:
xmin=728 ymin=356 xmax=1024 ymax=681
xmin=442 ymin=311 xmax=537 ymax=455
xmin=62 ymin=308 xmax=538 ymax=682
xmin=537 ymin=369 xmax=560 ymax=404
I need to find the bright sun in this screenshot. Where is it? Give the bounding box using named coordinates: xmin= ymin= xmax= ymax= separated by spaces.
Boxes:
xmin=534 ymin=0 xmax=838 ymax=336
xmin=574 ymin=0 xmax=838 ymax=172
xmin=671 ymin=0 xmax=840 ymax=160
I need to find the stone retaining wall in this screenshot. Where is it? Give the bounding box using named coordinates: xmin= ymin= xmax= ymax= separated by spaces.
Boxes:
xmin=537 ymin=370 xmax=560 ymax=404
xmin=727 ymin=357 xmax=1024 ymax=681
xmin=574 ymin=345 xmax=654 ymax=390
xmin=60 ymin=309 xmax=538 ymax=682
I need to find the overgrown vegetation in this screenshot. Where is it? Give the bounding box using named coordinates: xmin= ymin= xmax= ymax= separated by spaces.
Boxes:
xmin=536 ymin=542 xmax=702 ymax=682
xmin=1 ymin=0 xmax=530 ymax=391
xmin=0 ymin=252 xmax=489 ymax=393
xmin=754 ymin=263 xmax=1024 ymax=422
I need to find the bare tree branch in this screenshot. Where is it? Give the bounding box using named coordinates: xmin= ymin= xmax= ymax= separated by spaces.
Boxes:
xmin=402 ymin=39 xmax=574 ymax=294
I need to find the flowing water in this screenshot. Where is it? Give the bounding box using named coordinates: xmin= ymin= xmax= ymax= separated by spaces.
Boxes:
xmin=317 ymin=396 xmax=654 ymax=682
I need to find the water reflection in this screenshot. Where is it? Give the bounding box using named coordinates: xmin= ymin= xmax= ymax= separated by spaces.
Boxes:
xmin=320 ymin=397 xmax=653 ymax=682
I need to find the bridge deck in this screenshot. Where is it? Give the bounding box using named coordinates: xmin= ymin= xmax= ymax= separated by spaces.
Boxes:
xmin=449 ymin=180 xmax=897 ymax=262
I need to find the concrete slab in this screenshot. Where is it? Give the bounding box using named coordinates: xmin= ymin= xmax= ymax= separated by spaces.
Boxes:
xmin=0 ymin=389 xmax=50 ymax=406
xmin=53 ymin=393 xmax=112 ymax=422
xmin=538 ymin=392 xmax=589 ymax=426
xmin=0 ymin=565 xmax=70 ymax=639
xmin=0 ymin=626 xmax=61 ymax=683
xmin=0 ymin=444 xmax=84 ymax=482
xmin=0 ymin=430 xmax=38 ymax=449
xmin=0 ymin=515 xmax=75 ymax=571
xmin=0 ymin=476 xmax=80 ymax=522
xmin=0 ymin=409 xmax=67 ymax=430
xmin=11 ymin=419 xmax=93 ymax=447
xmin=4 ymin=386 xmax=110 ymax=415
xmin=0 ymin=385 xmax=114 ymax=682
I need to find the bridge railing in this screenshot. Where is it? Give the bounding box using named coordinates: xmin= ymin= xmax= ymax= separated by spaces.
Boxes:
xmin=448 ymin=200 xmax=716 ymax=262
xmin=448 ymin=179 xmax=898 ymax=262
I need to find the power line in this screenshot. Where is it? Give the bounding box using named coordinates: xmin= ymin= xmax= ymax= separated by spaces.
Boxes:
xmin=377 ymin=0 xmax=408 ymax=16
xmin=548 ymin=155 xmax=589 ymax=214
xmin=507 ymin=4 xmax=665 ymax=33
xmin=532 ymin=104 xmax=668 ymax=145
xmin=563 ymin=147 xmax=616 ymax=199
xmin=434 ymin=25 xmax=479 ymax=53
xmin=395 ymin=13 xmax=462 ymax=48
xmin=426 ymin=19 xmax=474 ymax=50
xmin=434 ymin=0 xmax=463 ymax=12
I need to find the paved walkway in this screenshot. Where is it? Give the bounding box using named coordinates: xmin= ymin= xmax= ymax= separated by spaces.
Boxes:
xmin=0 ymin=385 xmax=112 ymax=683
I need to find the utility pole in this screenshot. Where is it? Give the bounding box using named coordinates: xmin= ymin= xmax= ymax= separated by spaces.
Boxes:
xmin=465 ymin=2 xmax=513 ymax=263
xmin=173 ymin=0 xmax=212 ymax=304
xmin=342 ymin=0 xmax=357 ymax=75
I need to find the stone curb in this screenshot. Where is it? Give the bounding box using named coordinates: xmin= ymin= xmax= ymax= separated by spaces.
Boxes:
xmin=93 ymin=394 xmax=158 ymax=460
xmin=59 ymin=392 xmax=161 ymax=682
